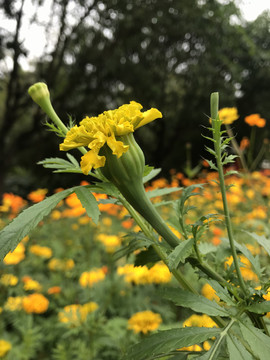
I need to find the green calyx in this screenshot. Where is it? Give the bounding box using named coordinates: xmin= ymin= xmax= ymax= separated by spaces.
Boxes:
xmin=100 ymin=133 xmax=180 ymax=249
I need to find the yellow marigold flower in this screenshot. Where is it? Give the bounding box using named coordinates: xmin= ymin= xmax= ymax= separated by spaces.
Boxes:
xmin=117 ymin=264 xmax=150 ymax=284
xmin=3 ymin=242 xmax=25 ymax=265
xmin=23 ymin=278 xmax=42 ymax=292
xmin=58 ymin=302 xmax=98 ymax=327
xmin=97 ymin=234 xmax=121 ymax=252
xmin=178 ymin=344 xmax=202 ymax=352
xmin=50 ymin=209 xmax=62 ymax=220
xmin=27 ymin=188 xmax=48 ymax=203
xmin=148 ymin=263 xmax=172 ymax=283
xmin=183 ymin=314 xmax=217 ymax=328
xmin=48 ymin=258 xmax=75 ymax=271
xmin=0 ymin=339 xmax=12 ymax=358
xmin=128 ymin=310 xmax=162 ymax=334
xmin=201 ymin=283 xmax=220 ymax=302
xmin=79 ymin=268 xmax=106 ymax=287
xmin=22 ymin=293 xmax=49 ymax=314
xmin=245 ymin=114 xmax=266 ymax=127
xmin=59 ymin=101 xmax=162 ymax=174
xmin=225 ymin=255 xmax=258 ymax=282
xmin=29 ymin=245 xmax=53 ymax=259
xmin=218 ymin=107 xmax=239 ymax=125
xmin=0 ymin=274 xmax=18 ymax=286
xmin=4 ymin=296 xmax=24 ymax=311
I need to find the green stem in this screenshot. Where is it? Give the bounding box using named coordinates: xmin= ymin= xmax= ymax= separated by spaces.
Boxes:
xmin=225 ymin=124 xmax=248 ymax=172
xmin=250 ymin=141 xmax=266 ymax=172
xmin=247 ymin=126 xmax=256 ymax=167
xmin=211 ymin=93 xmax=247 ymax=296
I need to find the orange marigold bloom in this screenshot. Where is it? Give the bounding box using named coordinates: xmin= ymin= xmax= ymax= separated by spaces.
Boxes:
xmin=22 ymin=293 xmax=49 ymax=314
xmin=27 ymin=188 xmax=48 ymax=203
xmin=47 ymin=286 xmax=61 ymax=295
xmin=0 ymin=193 xmax=26 ymax=214
xmin=244 ymin=114 xmax=266 ymax=127
xmin=240 ymin=137 xmax=250 ymax=150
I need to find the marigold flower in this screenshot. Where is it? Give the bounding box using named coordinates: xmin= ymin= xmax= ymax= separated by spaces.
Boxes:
xmin=0 ymin=274 xmax=18 ymax=286
xmin=97 ymin=234 xmax=121 ymax=252
xmin=29 ymin=245 xmax=53 ymax=259
xmin=22 ymin=293 xmax=49 ymax=314
xmin=3 ymin=242 xmax=25 ymax=265
xmin=0 ymin=193 xmax=26 ymax=214
xmin=23 ymin=278 xmax=42 ymax=292
xmin=218 ymin=107 xmax=239 ymax=125
xmin=239 ymin=137 xmax=250 ymax=150
xmin=27 ymin=188 xmax=48 ymax=203
xmin=0 ymin=339 xmax=12 ymax=358
xmin=183 ymin=314 xmax=217 ymax=328
xmin=58 ymin=302 xmax=98 ymax=327
xmin=201 ymin=283 xmax=220 ymax=302
xmin=117 ymin=262 xmax=171 ymax=284
xmin=48 ymin=258 xmax=75 ymax=271
xmin=245 ymin=114 xmax=266 ymax=127
xmin=60 ymin=101 xmax=162 ymax=174
xmin=128 ymin=310 xmax=162 ymax=334
xmin=79 ymin=268 xmax=106 ymax=287
xmin=4 ymin=296 xmax=24 ymax=311
xmin=47 ymin=286 xmax=61 ymax=295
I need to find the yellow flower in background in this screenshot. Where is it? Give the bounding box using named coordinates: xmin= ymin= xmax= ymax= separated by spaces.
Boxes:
xmin=245 ymin=114 xmax=266 ymax=127
xmin=79 ymin=268 xmax=106 ymax=287
xmin=58 ymin=302 xmax=98 ymax=327
xmin=22 ymin=293 xmax=49 ymax=314
xmin=97 ymin=234 xmax=121 ymax=252
xmin=218 ymin=107 xmax=239 ymax=125
xmin=29 ymin=245 xmax=53 ymax=259
xmin=48 ymin=258 xmax=75 ymax=271
xmin=0 ymin=339 xmax=12 ymax=358
xmin=183 ymin=314 xmax=217 ymax=328
xmin=128 ymin=310 xmax=162 ymax=334
xmin=3 ymin=242 xmax=25 ymax=265
xmin=4 ymin=296 xmax=24 ymax=311
xmin=201 ymin=283 xmax=220 ymax=302
xmin=22 ymin=277 xmax=42 ymax=292
xmin=27 ymin=188 xmax=48 ymax=203
xmin=60 ymin=101 xmax=162 ymax=174
xmin=0 ymin=274 xmax=18 ymax=286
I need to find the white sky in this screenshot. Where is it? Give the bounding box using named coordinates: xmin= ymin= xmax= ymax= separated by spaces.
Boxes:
xmin=0 ymin=0 xmax=270 ymax=72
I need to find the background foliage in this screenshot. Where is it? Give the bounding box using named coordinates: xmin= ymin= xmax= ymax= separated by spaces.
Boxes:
xmin=1 ymin=0 xmax=270 ymax=196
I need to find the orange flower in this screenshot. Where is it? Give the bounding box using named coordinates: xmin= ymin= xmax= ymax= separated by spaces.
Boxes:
xmin=0 ymin=193 xmax=26 ymax=215
xmin=22 ymin=293 xmax=49 ymax=314
xmin=244 ymin=114 xmax=266 ymax=127
xmin=27 ymin=188 xmax=48 ymax=203
xmin=240 ymin=137 xmax=250 ymax=150
xmin=48 ymin=286 xmax=61 ymax=295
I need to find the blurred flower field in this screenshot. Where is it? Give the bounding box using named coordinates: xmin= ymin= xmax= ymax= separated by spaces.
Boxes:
xmin=1 ymin=169 xmax=270 ymax=359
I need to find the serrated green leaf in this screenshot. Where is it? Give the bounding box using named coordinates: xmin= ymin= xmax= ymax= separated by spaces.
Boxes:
xmin=245 ymin=232 xmax=270 ymax=257
xmin=226 ymin=334 xmax=253 ymax=360
xmin=134 ymin=246 xmax=161 ymax=267
xmin=159 ymin=288 xmax=229 ymax=317
xmin=204 ymin=159 xmax=218 ymax=171
xmin=222 ymin=155 xmax=238 ymax=165
xmin=113 ymin=233 xmax=154 ymax=261
xmin=0 ymin=186 xmax=82 ymax=260
xmin=246 ymin=301 xmax=270 ymax=314
xmin=205 ymin=146 xmax=217 ymax=157
xmin=239 ymin=322 xmax=270 ymax=360
xmin=207 ymin=280 xmax=235 ymax=306
xmin=224 ymin=170 xmax=238 ymax=177
xmin=146 ymin=187 xmax=182 ymax=199
xmin=122 ymin=327 xmax=221 ymax=360
xmin=74 ymin=187 xmax=100 ymax=224
xmin=167 ymin=239 xmax=194 ymax=269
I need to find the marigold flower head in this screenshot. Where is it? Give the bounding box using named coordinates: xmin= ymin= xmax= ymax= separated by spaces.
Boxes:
xmin=3 ymin=242 xmax=25 ymax=265
xmin=0 ymin=193 xmax=26 ymax=214
xmin=60 ymin=101 xmax=162 ymax=174
xmin=183 ymin=314 xmax=217 ymax=328
xmin=79 ymin=268 xmax=106 ymax=287
xmin=201 ymin=283 xmax=220 ymax=302
xmin=27 ymin=188 xmax=48 ymax=203
xmin=0 ymin=274 xmax=18 ymax=286
xmin=245 ymin=114 xmax=266 ymax=127
xmin=240 ymin=136 xmax=250 ymax=150
xmin=218 ymin=107 xmax=239 ymax=125
xmin=58 ymin=302 xmax=98 ymax=327
xmin=29 ymin=245 xmax=53 ymax=259
xmin=23 ymin=278 xmax=42 ymax=292
xmin=48 ymin=258 xmax=75 ymax=271
xmin=128 ymin=310 xmax=162 ymax=334
xmin=97 ymin=234 xmax=121 ymax=252
xmin=4 ymin=296 xmax=24 ymax=311
xmin=47 ymin=286 xmax=61 ymax=295
xmin=0 ymin=339 xmax=12 ymax=358
xmin=22 ymin=293 xmax=49 ymax=314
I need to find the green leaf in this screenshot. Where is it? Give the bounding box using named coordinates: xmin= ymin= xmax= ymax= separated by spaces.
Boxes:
xmin=222 ymin=155 xmax=238 ymax=165
xmin=226 ymin=334 xmax=253 ymax=360
xmin=246 ymin=232 xmax=270 ymax=257
xmin=0 ymin=186 xmax=83 ymax=260
xmin=143 ymin=168 xmax=161 ymax=183
xmin=122 ymin=327 xmax=221 ymax=360
xmin=159 ymin=288 xmax=229 ymax=317
xmin=239 ymin=322 xmax=270 ymax=360
xmin=167 ymin=238 xmax=194 ymax=270
xmin=134 ymin=246 xmax=161 ymax=267
xmin=74 ymin=187 xmax=100 ymax=224
xmin=207 ymin=280 xmax=235 ymax=306
xmin=146 ymin=187 xmax=182 ymax=199
xmin=113 ymin=232 xmax=154 ymax=261
xmin=246 ymin=301 xmax=270 ymax=314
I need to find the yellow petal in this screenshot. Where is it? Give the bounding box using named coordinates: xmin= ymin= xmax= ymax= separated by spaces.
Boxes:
xmin=135 ymin=108 xmax=162 ymax=129
xmin=60 ymin=126 xmax=91 ymax=151
xmin=107 ymin=135 xmax=129 ymax=158
xmin=80 ymin=150 xmax=106 ymax=175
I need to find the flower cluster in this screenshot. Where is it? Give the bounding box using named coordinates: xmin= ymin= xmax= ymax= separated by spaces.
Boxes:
xmin=245 ymin=114 xmax=266 ymax=127
xmin=117 ymin=263 xmax=172 ymax=284
xmin=128 ymin=310 xmax=162 ymax=334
